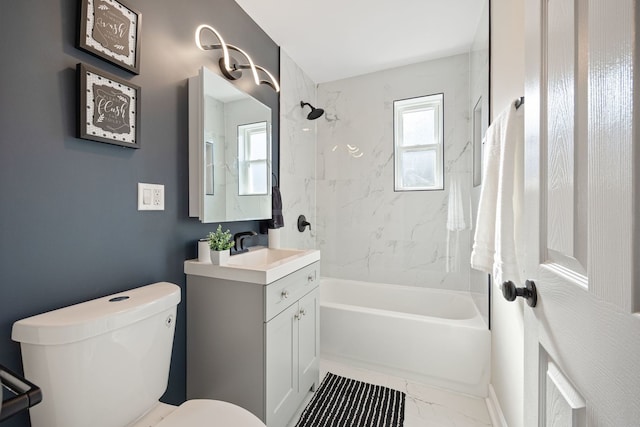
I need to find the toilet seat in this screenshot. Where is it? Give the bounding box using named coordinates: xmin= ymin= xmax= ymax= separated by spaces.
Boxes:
xmin=155 ymin=400 xmax=266 ymax=427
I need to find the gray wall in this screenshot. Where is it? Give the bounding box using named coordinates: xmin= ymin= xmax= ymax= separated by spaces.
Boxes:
xmin=0 ymin=1 xmax=279 ymax=426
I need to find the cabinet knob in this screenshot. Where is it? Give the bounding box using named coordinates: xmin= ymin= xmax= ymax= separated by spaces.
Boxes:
xmin=307 ymin=274 xmax=315 ymax=282
xmin=294 ymin=308 xmax=306 ymax=320
xmin=281 ymin=290 xmax=290 ymax=299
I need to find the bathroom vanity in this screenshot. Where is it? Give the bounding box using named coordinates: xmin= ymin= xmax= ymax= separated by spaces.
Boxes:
xmin=184 ymin=248 xmax=320 ymax=427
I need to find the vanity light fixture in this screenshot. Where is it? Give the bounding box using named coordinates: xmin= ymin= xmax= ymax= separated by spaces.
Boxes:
xmin=195 ymin=24 xmax=280 ymax=92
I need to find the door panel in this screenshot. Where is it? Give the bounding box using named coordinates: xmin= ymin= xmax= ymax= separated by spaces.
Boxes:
xmin=298 ymin=289 xmax=319 ymax=393
xmin=546 ymin=0 xmax=576 ymax=260
xmin=544 ymin=0 xmax=588 ymax=277
xmin=265 ymin=303 xmax=299 ymax=426
xmin=542 ymin=351 xmax=586 ymax=427
xmin=524 ymin=0 xmax=640 ymax=425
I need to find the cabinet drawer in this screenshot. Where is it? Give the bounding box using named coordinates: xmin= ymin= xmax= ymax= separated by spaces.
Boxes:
xmin=265 ymin=262 xmax=319 ymax=321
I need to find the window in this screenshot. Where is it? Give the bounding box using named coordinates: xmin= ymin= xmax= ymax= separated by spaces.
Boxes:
xmin=394 ymin=93 xmax=444 ymax=191
xmin=238 ymin=121 xmax=269 ymax=195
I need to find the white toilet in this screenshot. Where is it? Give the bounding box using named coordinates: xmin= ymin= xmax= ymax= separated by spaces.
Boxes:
xmin=11 ymin=282 xmax=266 ymax=427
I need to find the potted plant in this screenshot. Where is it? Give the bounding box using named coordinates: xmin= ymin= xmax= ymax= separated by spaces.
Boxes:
xmin=208 ymin=225 xmax=234 ymax=265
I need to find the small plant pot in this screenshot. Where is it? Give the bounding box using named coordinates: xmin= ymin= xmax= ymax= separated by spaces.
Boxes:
xmin=210 ymin=249 xmax=230 ymax=265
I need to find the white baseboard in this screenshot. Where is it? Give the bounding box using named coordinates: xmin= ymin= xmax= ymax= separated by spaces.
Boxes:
xmin=486 ymin=384 xmax=509 ymax=427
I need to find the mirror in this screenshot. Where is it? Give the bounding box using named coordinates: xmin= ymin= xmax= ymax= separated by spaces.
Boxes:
xmin=189 ymin=66 xmax=272 ymax=222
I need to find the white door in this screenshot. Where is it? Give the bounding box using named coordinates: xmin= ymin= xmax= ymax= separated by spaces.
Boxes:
xmin=522 ymin=0 xmax=640 ymax=425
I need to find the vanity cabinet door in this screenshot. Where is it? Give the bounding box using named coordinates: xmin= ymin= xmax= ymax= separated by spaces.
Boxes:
xmin=265 ymin=302 xmax=299 ymax=427
xmin=297 ymin=288 xmax=319 ymax=395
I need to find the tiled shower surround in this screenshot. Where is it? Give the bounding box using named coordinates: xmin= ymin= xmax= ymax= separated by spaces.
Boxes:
xmin=316 ymin=54 xmax=474 ymax=291
xmin=278 ymin=50 xmax=318 ymax=250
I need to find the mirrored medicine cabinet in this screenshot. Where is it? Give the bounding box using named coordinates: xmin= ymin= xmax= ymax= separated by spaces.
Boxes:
xmin=189 ymin=66 xmax=272 ymax=223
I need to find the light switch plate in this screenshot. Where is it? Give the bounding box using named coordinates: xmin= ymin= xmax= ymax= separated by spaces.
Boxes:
xmin=138 ymin=183 xmax=164 ymax=211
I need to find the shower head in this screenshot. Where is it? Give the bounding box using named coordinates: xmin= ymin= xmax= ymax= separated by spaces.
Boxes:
xmin=300 ymin=101 xmax=325 ymax=120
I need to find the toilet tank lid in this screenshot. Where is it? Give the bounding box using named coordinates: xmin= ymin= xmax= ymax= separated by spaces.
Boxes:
xmin=12 ymin=282 xmax=181 ymax=345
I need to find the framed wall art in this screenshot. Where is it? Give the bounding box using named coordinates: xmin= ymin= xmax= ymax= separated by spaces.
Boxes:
xmin=78 ymin=0 xmax=141 ymax=74
xmin=77 ymin=63 xmax=140 ymax=148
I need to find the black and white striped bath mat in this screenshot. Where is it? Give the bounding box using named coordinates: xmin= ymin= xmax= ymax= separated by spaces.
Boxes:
xmin=295 ymin=372 xmax=405 ymax=427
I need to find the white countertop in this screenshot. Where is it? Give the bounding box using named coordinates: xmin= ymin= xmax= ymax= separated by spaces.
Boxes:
xmin=184 ymin=247 xmax=320 ymax=284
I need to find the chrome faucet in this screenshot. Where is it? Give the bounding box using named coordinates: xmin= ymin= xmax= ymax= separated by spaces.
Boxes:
xmin=233 ymin=231 xmax=257 ymax=253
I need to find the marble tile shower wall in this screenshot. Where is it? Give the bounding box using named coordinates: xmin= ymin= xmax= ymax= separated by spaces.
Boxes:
xmin=316 ymin=54 xmax=473 ymax=290
xmin=278 ymin=50 xmax=317 ymax=250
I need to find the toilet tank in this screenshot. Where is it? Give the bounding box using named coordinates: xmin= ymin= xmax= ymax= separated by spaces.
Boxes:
xmin=11 ymin=282 xmax=181 ymax=427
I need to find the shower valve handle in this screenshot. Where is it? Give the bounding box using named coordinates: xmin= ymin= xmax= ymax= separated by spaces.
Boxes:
xmin=297 ymin=215 xmax=311 ymax=232
xmin=502 ymin=280 xmax=537 ymax=307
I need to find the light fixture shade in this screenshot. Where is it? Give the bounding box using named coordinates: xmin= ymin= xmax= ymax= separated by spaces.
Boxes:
xmin=195 ymin=24 xmax=280 ymax=92
xmin=195 ymin=25 xmax=233 ymax=74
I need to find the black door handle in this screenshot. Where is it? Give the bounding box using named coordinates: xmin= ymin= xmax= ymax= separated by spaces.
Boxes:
xmin=502 ymin=280 xmax=537 ymax=307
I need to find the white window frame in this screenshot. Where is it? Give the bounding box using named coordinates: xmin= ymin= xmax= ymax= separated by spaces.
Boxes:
xmin=393 ymin=93 xmax=444 ymax=191
xmin=238 ymin=121 xmax=269 ymax=196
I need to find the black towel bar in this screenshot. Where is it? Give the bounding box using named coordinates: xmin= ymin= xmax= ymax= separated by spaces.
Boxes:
xmin=0 ymin=364 xmax=42 ymax=422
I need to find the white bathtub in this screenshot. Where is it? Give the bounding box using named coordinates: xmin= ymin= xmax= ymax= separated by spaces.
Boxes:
xmin=320 ymin=277 xmax=490 ymax=397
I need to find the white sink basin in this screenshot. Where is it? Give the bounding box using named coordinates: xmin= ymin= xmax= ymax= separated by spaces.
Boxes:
xmin=184 ymin=247 xmax=320 ymax=284
xmin=226 ymin=248 xmax=305 ymax=267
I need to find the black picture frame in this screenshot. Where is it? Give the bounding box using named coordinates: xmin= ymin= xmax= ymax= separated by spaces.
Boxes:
xmin=78 ymin=0 xmax=141 ymax=74
xmin=77 ymin=63 xmax=141 ymax=148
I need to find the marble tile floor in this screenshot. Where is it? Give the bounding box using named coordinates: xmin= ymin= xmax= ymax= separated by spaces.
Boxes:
xmin=288 ymin=358 xmax=492 ymax=427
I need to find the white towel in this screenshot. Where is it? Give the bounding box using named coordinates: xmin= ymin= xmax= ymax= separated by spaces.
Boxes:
xmin=470 ymin=100 xmax=525 ymax=287
xmin=446 ymin=174 xmax=467 ymax=272
xmin=447 ymin=176 xmax=466 ymax=231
